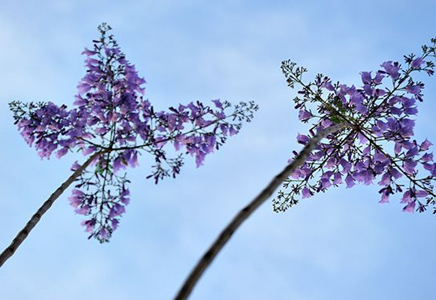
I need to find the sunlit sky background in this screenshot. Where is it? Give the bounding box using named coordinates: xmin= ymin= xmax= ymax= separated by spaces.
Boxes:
xmin=1 ymin=1 xmax=436 ymax=299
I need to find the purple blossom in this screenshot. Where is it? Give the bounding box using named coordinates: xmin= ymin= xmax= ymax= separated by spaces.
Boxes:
xmin=381 ymin=61 xmax=400 ymax=79
xmin=361 ymin=72 xmax=372 ymax=84
xmin=379 ymin=188 xmax=390 ymax=204
xmin=345 ymin=174 xmax=355 ymax=188
xmin=421 ymin=153 xmax=433 ymax=162
xmin=301 ymin=187 xmax=312 ymax=199
xmin=298 ymin=109 xmax=311 ymax=121
xmin=374 ymin=72 xmax=385 ymax=84
xmin=404 ymin=159 xmax=417 ymax=174
xmin=411 ymin=57 xmax=424 ymax=69
xmin=322 ymin=81 xmax=335 ymax=91
xmin=406 ymin=84 xmax=422 ymax=95
xmin=401 ymin=191 xmax=412 ymax=203
xmin=275 ymin=42 xmax=436 ymax=214
xmin=212 ymin=99 xmax=223 ymax=109
xmin=416 ymin=190 xmax=428 ymax=198
xmin=11 ymin=24 xmax=258 ymax=242
xmin=297 ymin=133 xmax=309 ymax=145
xmin=378 ymin=172 xmax=390 ymax=186
xmin=333 ymin=172 xmax=342 ymax=184
xmin=403 ymin=201 xmax=416 ymax=213
xmin=420 ymin=139 xmax=433 ymax=151
xmin=75 ymin=205 xmax=90 ymax=215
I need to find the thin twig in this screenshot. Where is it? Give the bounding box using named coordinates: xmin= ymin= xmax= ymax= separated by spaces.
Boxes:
xmin=173 ymin=122 xmax=351 ymax=300
xmin=0 ymin=150 xmax=105 ymax=268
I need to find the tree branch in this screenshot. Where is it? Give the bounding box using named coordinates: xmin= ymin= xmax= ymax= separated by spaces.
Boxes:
xmin=173 ymin=122 xmax=351 ymax=300
xmin=0 ymin=150 xmax=105 ymax=268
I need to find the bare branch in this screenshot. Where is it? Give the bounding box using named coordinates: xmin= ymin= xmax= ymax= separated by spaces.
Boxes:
xmin=173 ymin=122 xmax=351 ymax=300
xmin=0 ymin=151 xmax=105 ymax=268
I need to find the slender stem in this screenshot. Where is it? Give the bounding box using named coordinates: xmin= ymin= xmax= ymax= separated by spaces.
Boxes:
xmin=173 ymin=122 xmax=351 ymax=300
xmin=0 ymin=150 xmax=105 ymax=269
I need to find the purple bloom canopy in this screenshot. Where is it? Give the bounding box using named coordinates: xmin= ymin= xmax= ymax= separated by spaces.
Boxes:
xmin=275 ymin=38 xmax=436 ymax=214
xmin=10 ymin=24 xmax=258 ymax=242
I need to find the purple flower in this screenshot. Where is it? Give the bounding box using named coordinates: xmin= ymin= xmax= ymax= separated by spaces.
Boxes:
xmin=109 ymin=203 xmax=126 ymax=218
xmin=416 ymin=190 xmax=428 ymax=198
xmin=355 ymin=103 xmax=368 ymax=114
xmin=404 ymin=159 xmax=417 ymax=174
xmin=411 ymin=57 xmax=423 ymax=69
xmin=81 ymin=47 xmax=97 ymax=56
xmin=399 ymin=119 xmax=415 ymax=137
xmin=333 ymin=172 xmax=342 ymax=184
xmin=56 ymin=147 xmax=69 ymax=159
xmin=406 ymin=84 xmax=421 ymax=95
xmin=390 ymin=168 xmax=402 ymax=179
xmin=345 ymin=174 xmax=355 ymax=188
xmin=77 ymin=83 xmax=92 ymax=94
xmin=361 ymin=72 xmax=372 ymax=84
xmin=75 ymin=205 xmax=90 ymax=215
xmin=113 ymin=157 xmax=126 ymax=173
xmin=378 ymin=172 xmax=390 ymax=186
xmin=322 ymin=81 xmax=335 ymax=91
xmin=403 ymin=201 xmax=416 ymax=213
xmin=389 ymin=96 xmax=401 ymax=105
xmin=112 ymin=219 xmax=119 ymax=231
xmin=381 ymin=61 xmax=400 ymax=79
xmin=362 ymin=170 xmax=374 ymax=185
xmin=340 ymin=159 xmax=352 ymax=173
xmin=69 ymin=189 xmax=84 ymax=208
xmin=81 ymin=219 xmax=96 ymax=233
xmin=301 ymin=187 xmax=313 ymax=199
xmin=394 ymin=142 xmax=403 ymax=155
xmin=402 ymin=97 xmax=416 ymax=108
xmin=421 ymin=153 xmax=433 ymax=162
xmin=405 ymin=146 xmax=418 ymax=158
xmin=363 ymin=85 xmax=373 ymax=97
xmin=120 ymin=189 xmax=130 ymax=205
xmin=320 ymin=178 xmax=331 ymax=189
xmin=298 ymin=109 xmax=311 ymax=121
xmin=423 ymin=162 xmax=434 ymax=172
xmin=405 ymin=107 xmax=418 ymax=115
xmin=374 ymin=89 xmax=386 ymax=97
xmin=401 ymin=191 xmax=412 ymax=203
xmin=212 ymin=99 xmax=223 ymax=109
xmin=228 ymin=126 xmax=237 ymax=136
xmin=99 ymin=227 xmax=109 ymax=240
xmin=82 ymin=147 xmax=95 ymax=155
xmin=71 ymin=161 xmax=81 ymax=171
xmin=374 ymin=72 xmax=385 ymax=84
xmin=350 ymin=92 xmax=364 ymax=106
xmin=420 ymin=139 xmax=433 ymax=151
xmin=297 ymin=133 xmax=309 ymax=145
xmin=379 ymin=188 xmax=390 ymax=204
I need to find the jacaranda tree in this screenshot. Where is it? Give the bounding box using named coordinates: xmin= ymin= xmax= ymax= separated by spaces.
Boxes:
xmin=0 ymin=23 xmax=258 ymax=268
xmin=174 ymin=37 xmax=436 ymax=300
xmin=3 ymin=23 xmax=436 ymax=300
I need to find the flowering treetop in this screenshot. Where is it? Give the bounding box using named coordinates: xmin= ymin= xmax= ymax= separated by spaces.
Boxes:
xmin=273 ymin=37 xmax=436 ymax=214
xmin=9 ymin=23 xmax=258 ymax=242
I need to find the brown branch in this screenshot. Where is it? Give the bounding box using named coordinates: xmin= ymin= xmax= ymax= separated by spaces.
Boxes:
xmin=173 ymin=122 xmax=351 ymax=300
xmin=0 ymin=150 xmax=105 ymax=269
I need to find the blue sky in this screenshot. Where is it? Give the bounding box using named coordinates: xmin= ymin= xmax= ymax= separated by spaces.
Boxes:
xmin=1 ymin=1 xmax=436 ymax=299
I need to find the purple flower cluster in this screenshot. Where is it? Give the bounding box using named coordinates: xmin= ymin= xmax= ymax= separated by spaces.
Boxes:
xmin=274 ymin=37 xmax=436 ymax=214
xmin=10 ymin=24 xmax=258 ymax=242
